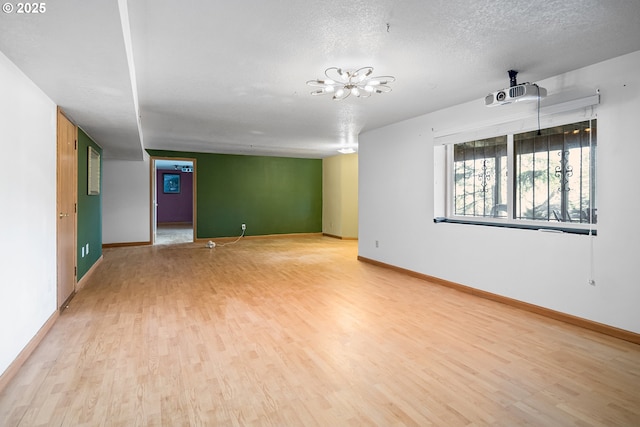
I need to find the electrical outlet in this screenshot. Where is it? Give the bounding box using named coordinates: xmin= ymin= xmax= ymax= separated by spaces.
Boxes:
xmin=375 ymin=240 xmax=379 ymax=248
xmin=241 ymin=223 xmax=246 ymax=231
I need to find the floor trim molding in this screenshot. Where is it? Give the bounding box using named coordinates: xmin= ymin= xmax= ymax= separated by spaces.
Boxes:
xmin=76 ymin=255 xmax=104 ymax=292
xmin=323 ymin=233 xmax=358 ymax=240
xmin=103 ymin=241 xmax=152 ymax=248
xmin=0 ymin=310 xmax=59 ymax=393
xmin=196 ymin=232 xmax=323 ymax=244
xmin=358 ymin=255 xmax=640 ymax=345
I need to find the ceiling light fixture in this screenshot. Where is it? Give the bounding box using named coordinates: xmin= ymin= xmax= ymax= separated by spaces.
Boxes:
xmin=307 ymin=67 xmax=395 ymax=100
xmin=337 ymin=147 xmax=356 ymax=154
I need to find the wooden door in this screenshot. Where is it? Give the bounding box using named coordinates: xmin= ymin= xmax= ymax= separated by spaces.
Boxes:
xmin=56 ymin=108 xmax=77 ymax=309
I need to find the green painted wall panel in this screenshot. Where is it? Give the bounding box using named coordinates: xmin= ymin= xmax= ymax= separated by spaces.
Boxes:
xmin=77 ymin=129 xmax=102 ymax=280
xmin=148 ymin=150 xmax=322 ymax=238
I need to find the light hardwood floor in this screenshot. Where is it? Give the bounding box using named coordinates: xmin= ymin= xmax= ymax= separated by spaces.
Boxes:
xmin=1 ymin=236 xmax=639 ymax=426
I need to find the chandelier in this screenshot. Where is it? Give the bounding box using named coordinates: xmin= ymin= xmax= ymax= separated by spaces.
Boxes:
xmin=306 ymin=67 xmax=395 ymax=100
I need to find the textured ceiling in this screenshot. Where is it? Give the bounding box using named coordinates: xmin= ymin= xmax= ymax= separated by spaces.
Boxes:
xmin=1 ymin=0 xmax=640 ymax=159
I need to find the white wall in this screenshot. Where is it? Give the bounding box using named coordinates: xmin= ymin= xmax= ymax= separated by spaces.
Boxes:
xmin=359 ymin=50 xmax=640 ymax=334
xmin=0 ymin=51 xmax=57 ymax=376
xmin=102 ymin=156 xmax=151 ymax=244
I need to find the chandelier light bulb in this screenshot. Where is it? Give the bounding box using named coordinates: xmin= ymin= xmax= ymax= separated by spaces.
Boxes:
xmin=306 ymin=66 xmax=395 ymax=100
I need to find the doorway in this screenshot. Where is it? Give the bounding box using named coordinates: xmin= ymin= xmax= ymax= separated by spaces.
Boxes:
xmin=151 ymin=158 xmax=196 ymax=245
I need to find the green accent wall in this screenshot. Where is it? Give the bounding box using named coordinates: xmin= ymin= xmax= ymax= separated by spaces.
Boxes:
xmin=147 ymin=150 xmax=322 ymax=238
xmin=77 ymin=128 xmax=102 ymax=280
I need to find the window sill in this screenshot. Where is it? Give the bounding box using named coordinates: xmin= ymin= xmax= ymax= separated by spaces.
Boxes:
xmin=433 ymin=217 xmax=597 ymax=236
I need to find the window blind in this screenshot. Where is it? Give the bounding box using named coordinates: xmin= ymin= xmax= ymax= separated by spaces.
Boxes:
xmin=433 ymin=94 xmax=599 ymax=146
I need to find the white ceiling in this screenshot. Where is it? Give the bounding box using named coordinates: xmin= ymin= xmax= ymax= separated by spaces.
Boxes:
xmin=2 ymin=0 xmax=640 ymax=159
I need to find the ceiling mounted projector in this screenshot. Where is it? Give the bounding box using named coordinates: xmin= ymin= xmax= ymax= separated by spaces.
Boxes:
xmin=485 ymin=70 xmax=546 ymax=107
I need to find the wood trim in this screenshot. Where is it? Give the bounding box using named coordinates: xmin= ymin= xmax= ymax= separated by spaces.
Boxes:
xmin=196 ymin=232 xmax=323 ymax=244
xmin=150 ymin=158 xmax=154 ymax=244
xmin=323 ymin=233 xmax=358 ymax=240
xmin=102 ymin=241 xmax=152 ymax=248
xmin=0 ymin=310 xmax=59 ymax=394
xmin=150 ymin=156 xmax=198 ymax=244
xmin=192 ymin=159 xmax=197 ymax=241
xmin=358 ymin=255 xmax=640 ymax=345
xmin=107 ymin=234 xmax=322 ymax=248
xmin=76 ymin=255 xmax=104 ymax=292
xmin=59 ymin=292 xmax=75 ymax=312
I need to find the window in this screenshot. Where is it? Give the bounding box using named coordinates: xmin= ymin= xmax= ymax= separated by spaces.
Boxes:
xmin=514 ymin=120 xmax=596 ymax=223
xmin=447 ymin=119 xmax=597 ymax=230
xmin=453 ymin=136 xmax=507 ymax=218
